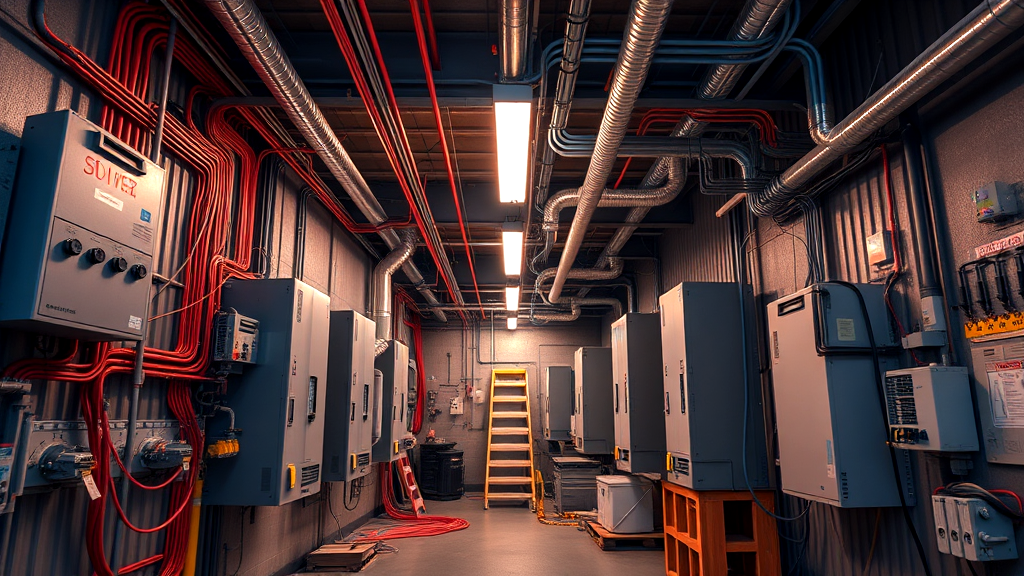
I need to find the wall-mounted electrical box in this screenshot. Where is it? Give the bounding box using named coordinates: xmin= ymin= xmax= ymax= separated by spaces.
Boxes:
xmin=866 ymin=230 xmax=893 ymax=267
xmin=543 ymin=366 xmax=572 ymax=442
xmin=0 ymin=110 xmax=164 ymax=340
xmin=571 ymin=347 xmax=613 ymax=455
xmin=373 ymin=340 xmax=415 ymax=462
xmin=611 ymin=313 xmax=665 ymax=474
xmin=0 ymin=381 xmax=31 ymax=515
xmin=974 ymin=181 xmax=1018 ymax=222
xmin=934 ymin=495 xmax=1018 ymax=561
xmin=322 ymin=310 xmax=375 ymax=483
xmin=660 ymin=283 xmax=770 ymax=490
xmin=212 ymin=310 xmax=259 ymax=366
xmin=204 ymin=278 xmax=329 ymax=506
xmin=883 ymin=366 xmax=979 ymax=451
xmin=970 ymin=338 xmax=1024 ymax=465
xmin=769 ymin=282 xmax=915 ymax=507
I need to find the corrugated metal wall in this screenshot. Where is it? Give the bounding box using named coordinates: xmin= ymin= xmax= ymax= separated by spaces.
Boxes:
xmin=657 ymin=1 xmax=1024 ymax=575
xmin=0 ymin=1 xmax=379 ymax=575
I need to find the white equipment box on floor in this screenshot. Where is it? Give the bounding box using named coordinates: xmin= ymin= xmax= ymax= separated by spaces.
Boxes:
xmin=596 ymin=475 xmax=654 ymax=534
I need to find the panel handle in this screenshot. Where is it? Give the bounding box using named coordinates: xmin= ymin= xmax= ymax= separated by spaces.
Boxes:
xmin=96 ymin=132 xmax=147 ymax=175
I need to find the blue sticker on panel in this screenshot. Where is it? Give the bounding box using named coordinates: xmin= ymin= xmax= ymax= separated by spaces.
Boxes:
xmin=140 ymin=209 xmax=151 ymax=223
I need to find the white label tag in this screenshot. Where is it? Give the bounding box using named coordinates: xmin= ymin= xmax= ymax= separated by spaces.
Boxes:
xmin=94 ymin=188 xmax=124 ymax=211
xmin=128 ymin=315 xmax=142 ymax=330
xmin=836 ymin=318 xmax=856 ymax=341
xmin=182 ymin=458 xmax=190 ymax=471
xmin=82 ymin=470 xmax=101 ymax=500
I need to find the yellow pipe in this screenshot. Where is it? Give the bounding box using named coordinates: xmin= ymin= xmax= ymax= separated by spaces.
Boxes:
xmin=182 ymin=478 xmax=204 ymax=576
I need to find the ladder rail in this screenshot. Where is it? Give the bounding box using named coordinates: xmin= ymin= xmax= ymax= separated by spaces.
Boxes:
xmin=484 ymin=369 xmax=535 ymax=510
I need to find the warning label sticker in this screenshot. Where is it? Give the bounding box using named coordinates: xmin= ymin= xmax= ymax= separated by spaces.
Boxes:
xmin=836 ymin=318 xmax=857 ymax=341
xmin=94 ymin=188 xmax=124 ymax=212
xmin=987 ymin=367 xmax=1024 ymax=428
xmin=132 ymin=222 xmax=153 ymax=245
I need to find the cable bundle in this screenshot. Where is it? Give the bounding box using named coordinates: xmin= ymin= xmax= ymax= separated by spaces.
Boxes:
xmin=934 ymin=483 xmax=1024 ymax=522
xmin=352 ymin=463 xmax=469 ymax=541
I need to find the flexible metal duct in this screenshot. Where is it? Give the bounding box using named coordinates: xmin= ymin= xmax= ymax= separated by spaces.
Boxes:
xmin=373 ymin=231 xmax=417 ymax=356
xmin=536 ymin=258 xmax=624 ymax=301
xmin=533 ymin=297 xmax=623 ymax=322
xmin=700 ymin=0 xmax=793 ymax=99
xmin=751 ymin=0 xmax=1024 ymax=216
xmin=202 ymin=0 xmax=446 ymax=322
xmin=548 ymin=0 xmax=674 ymax=302
xmin=501 ymin=0 xmax=530 ymax=80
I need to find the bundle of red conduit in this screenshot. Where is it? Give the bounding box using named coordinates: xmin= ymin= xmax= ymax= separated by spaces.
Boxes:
xmin=351 ymin=462 xmax=469 ymax=541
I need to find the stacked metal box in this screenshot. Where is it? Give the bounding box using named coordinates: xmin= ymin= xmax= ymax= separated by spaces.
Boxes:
xmin=551 ymin=456 xmax=603 ymax=514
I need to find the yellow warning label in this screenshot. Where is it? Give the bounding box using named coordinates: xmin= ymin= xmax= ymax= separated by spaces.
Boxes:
xmin=964 ymin=312 xmax=1024 ymax=340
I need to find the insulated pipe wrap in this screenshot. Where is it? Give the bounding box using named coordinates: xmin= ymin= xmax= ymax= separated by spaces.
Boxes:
xmin=501 ymin=0 xmax=530 ymax=80
xmin=700 ymin=0 xmax=793 ymax=99
xmin=373 ymin=230 xmax=418 ymax=355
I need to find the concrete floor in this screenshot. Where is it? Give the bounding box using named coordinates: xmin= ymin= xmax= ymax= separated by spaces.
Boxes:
xmin=360 ymin=496 xmax=665 ymax=576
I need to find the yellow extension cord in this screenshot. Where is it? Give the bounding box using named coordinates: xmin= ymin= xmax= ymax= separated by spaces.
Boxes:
xmin=533 ymin=470 xmax=585 ymax=527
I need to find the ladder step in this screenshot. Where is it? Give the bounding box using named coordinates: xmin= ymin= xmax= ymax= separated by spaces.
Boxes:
xmin=487 ymin=476 xmax=533 ymax=485
xmin=491 ymin=411 xmax=528 ymax=418
xmin=492 ymin=396 xmax=528 ymax=402
xmin=488 ymin=460 xmax=532 ymax=468
xmin=489 ymin=443 xmax=531 ymax=451
xmin=491 ymin=427 xmax=529 ymax=434
xmin=494 ymin=381 xmax=526 ymax=387
xmin=486 ymin=493 xmax=532 ymax=500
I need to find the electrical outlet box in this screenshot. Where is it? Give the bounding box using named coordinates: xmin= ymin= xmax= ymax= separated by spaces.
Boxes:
xmin=611 ymin=313 xmax=665 ymax=474
xmin=866 ymin=230 xmax=893 ymax=267
xmin=0 ymin=110 xmax=165 ymax=340
xmin=571 ymin=347 xmax=614 ymax=455
xmin=883 ymin=366 xmax=979 ymax=451
xmin=449 ymin=396 xmax=464 ymax=416
xmin=373 ymin=341 xmax=416 ymax=462
xmin=212 ymin=310 xmax=259 ymax=365
xmin=974 ymin=181 xmax=1018 ymax=222
xmin=933 ymin=495 xmax=1018 ymax=561
xmin=204 ymin=278 xmax=330 ymax=506
xmin=543 ymin=366 xmax=572 ymax=441
xmin=322 ymin=310 xmax=375 ymax=483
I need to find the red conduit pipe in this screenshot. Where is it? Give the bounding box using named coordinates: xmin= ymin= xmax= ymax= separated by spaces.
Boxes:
xmin=420 ymin=0 xmax=442 ymax=70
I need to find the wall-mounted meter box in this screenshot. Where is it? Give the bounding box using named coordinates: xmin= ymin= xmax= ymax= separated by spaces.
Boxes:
xmin=769 ymin=282 xmax=915 ymax=507
xmin=212 ymin=310 xmax=259 ymax=365
xmin=660 ymin=283 xmax=770 ymax=490
xmin=373 ymin=340 xmax=415 ymax=462
xmin=611 ymin=313 xmax=665 ymax=474
xmin=974 ymin=181 xmax=1018 ymax=222
xmin=884 ymin=366 xmax=979 ymax=451
xmin=322 ymin=311 xmax=375 ymax=483
xmin=204 ymin=278 xmax=330 ymax=506
xmin=543 ymin=366 xmax=573 ymax=441
xmin=571 ymin=347 xmax=613 ymax=455
xmin=0 ymin=110 xmax=164 ymax=340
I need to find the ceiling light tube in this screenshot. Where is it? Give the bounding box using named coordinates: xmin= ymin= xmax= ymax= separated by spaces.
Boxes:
xmin=505 ymin=285 xmax=521 ymax=312
xmin=493 ymin=85 xmax=532 ymax=203
xmin=501 ymin=221 xmax=525 ymax=276
xmin=507 ymin=316 xmax=518 ymax=330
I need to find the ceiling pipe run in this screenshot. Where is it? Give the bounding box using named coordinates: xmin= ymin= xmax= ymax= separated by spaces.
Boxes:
xmin=374 ymin=230 xmax=418 ymax=356
xmin=500 ymin=0 xmax=530 ymax=80
xmin=533 ymin=297 xmax=623 ymax=322
xmin=202 ymin=0 xmax=447 ymax=322
xmin=548 ymin=0 xmax=675 ymax=302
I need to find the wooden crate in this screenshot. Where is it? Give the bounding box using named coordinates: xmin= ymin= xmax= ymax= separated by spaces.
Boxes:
xmin=662 ymin=483 xmax=780 ymax=576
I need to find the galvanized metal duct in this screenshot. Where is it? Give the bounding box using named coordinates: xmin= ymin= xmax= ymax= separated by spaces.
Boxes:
xmin=533 ymin=297 xmax=623 ymax=322
xmin=700 ymin=0 xmax=794 ymax=99
xmin=202 ymin=0 xmax=447 ymax=322
xmin=500 ymin=0 xmax=530 ymax=80
xmin=751 ymin=0 xmax=1024 ymax=217
xmin=548 ymin=0 xmax=674 ymax=302
xmin=535 ymin=258 xmax=624 ymax=301
xmin=373 ymin=231 xmax=417 ymax=356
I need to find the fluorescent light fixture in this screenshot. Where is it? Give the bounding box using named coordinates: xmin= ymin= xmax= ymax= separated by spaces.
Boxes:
xmin=493 ymin=85 xmax=532 ymax=203
xmin=501 ymin=221 xmax=524 ymax=276
xmin=505 ymin=286 xmax=521 ymax=312
xmin=507 ymin=316 xmax=518 ymax=330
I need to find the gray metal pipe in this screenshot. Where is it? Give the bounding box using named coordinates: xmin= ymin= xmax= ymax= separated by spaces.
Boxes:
xmin=536 ymin=258 xmax=624 ymax=303
xmin=700 ymin=0 xmax=794 ymax=99
xmin=548 ymin=0 xmax=675 ymax=302
xmin=532 ymin=297 xmax=623 ymax=322
xmin=374 ymin=230 xmax=418 ymax=356
xmin=201 ymin=0 xmax=447 ymax=323
xmin=751 ymin=0 xmax=1024 ymax=216
xmin=500 ymin=0 xmax=530 ymax=80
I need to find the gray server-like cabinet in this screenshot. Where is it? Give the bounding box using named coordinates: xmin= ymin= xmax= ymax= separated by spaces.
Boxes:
xmin=0 ymin=110 xmax=165 ymax=340
xmin=769 ymin=282 xmax=914 ymax=507
xmin=551 ymin=456 xmax=602 ymax=513
xmin=660 ymin=283 xmax=770 ymax=490
xmin=543 ymin=366 xmax=573 ymax=441
xmin=322 ymin=311 xmax=376 ymax=482
xmin=571 ymin=347 xmax=614 ymax=454
xmin=373 ymin=340 xmax=415 ymax=462
xmin=205 ymin=278 xmax=330 ymax=506
xmin=612 ymin=313 xmax=666 ymax=473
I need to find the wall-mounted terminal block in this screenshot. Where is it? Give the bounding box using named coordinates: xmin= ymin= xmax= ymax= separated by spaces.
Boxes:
xmin=934 ymin=495 xmax=1018 ymax=561
xmin=884 ymin=366 xmax=979 ymax=451
xmin=206 ymin=434 xmax=240 ymax=459
xmin=38 ymin=443 xmax=94 ymax=482
xmin=139 ymin=438 xmax=193 ymax=470
xmin=212 ymin=309 xmax=259 ymax=367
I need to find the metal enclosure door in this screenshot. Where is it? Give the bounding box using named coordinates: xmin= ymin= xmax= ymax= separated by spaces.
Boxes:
xmin=970 ymin=338 xmax=1024 ymax=465
xmin=322 ymin=310 xmax=375 ymax=482
xmin=612 ymin=313 xmax=665 ymax=473
xmin=205 ymin=278 xmax=330 ymax=506
xmin=573 ymin=347 xmax=613 ymax=454
xmin=544 ymin=366 xmax=573 ymax=441
xmin=373 ymin=340 xmax=412 ymax=462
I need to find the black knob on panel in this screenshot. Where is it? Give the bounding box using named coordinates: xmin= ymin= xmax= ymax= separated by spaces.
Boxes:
xmin=130 ymin=264 xmax=148 ymax=279
xmin=110 ymin=257 xmax=128 ymax=273
xmin=63 ymin=238 xmax=83 ymax=256
xmin=86 ymin=248 xmax=106 ymax=264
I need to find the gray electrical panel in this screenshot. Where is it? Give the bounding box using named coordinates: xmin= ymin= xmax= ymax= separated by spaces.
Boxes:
xmin=660 ymin=283 xmax=770 ymax=490
xmin=611 ymin=313 xmax=665 ymax=474
xmin=204 ymin=278 xmax=330 ymax=506
xmin=0 ymin=110 xmax=164 ymax=340
xmin=322 ymin=311 xmax=376 ymax=482
xmin=769 ymin=282 xmax=915 ymax=507
xmin=571 ymin=347 xmax=614 ymax=455
xmin=373 ymin=340 xmax=416 ymax=462
xmin=543 ymin=366 xmax=572 ymax=441
xmin=884 ymin=366 xmax=978 ymax=451
xmin=970 ymin=337 xmax=1024 ymax=465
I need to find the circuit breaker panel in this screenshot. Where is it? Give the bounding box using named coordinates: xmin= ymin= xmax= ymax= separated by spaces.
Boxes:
xmin=769 ymin=283 xmax=914 ymax=507
xmin=571 ymin=347 xmax=614 ymax=455
xmin=611 ymin=313 xmax=665 ymax=473
xmin=660 ymin=283 xmax=770 ymax=490
xmin=970 ymin=337 xmax=1024 ymax=465
xmin=204 ymin=278 xmax=330 ymax=506
xmin=0 ymin=110 xmax=165 ymax=340
xmin=373 ymin=340 xmax=415 ymax=462
xmin=543 ymin=366 xmax=573 ymax=441
xmin=322 ymin=311 xmax=376 ymax=482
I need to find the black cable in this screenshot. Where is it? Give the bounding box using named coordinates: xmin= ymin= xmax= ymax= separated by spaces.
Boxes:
xmin=831 ymin=281 xmax=933 ymax=576
xmin=964 ymin=558 xmax=981 ymax=576
xmin=343 ymin=479 xmax=360 ymax=511
xmin=326 ymin=483 xmax=344 ymax=537
xmin=229 ymin=507 xmax=245 ymax=576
